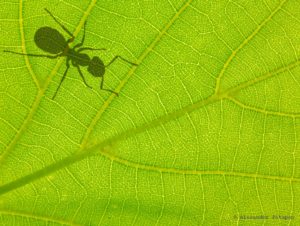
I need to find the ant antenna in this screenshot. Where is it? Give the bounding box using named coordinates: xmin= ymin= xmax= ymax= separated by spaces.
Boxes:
xmin=44 ymin=8 xmax=74 ymax=40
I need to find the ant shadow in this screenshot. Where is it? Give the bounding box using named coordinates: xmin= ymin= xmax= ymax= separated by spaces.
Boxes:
xmin=4 ymin=8 xmax=138 ymax=99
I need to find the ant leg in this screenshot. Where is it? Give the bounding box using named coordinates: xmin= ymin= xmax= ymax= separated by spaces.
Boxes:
xmin=78 ymin=47 xmax=107 ymax=53
xmin=76 ymin=66 xmax=92 ymax=89
xmin=52 ymin=60 xmax=70 ymax=99
xmin=100 ymin=76 xmax=119 ymax=96
xmin=73 ymin=21 xmax=87 ymax=49
xmin=3 ymin=50 xmax=60 ymax=59
xmin=44 ymin=8 xmax=74 ymax=41
xmin=105 ymin=55 xmax=138 ymax=67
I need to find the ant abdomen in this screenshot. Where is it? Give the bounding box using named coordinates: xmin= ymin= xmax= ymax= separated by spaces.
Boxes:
xmin=88 ymin=56 xmax=105 ymax=77
xmin=34 ymin=27 xmax=67 ymax=54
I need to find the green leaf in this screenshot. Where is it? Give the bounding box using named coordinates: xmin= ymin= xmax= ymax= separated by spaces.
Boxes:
xmin=0 ymin=0 xmax=300 ymax=225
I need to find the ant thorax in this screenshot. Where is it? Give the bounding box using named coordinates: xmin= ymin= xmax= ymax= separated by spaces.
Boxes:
xmin=68 ymin=49 xmax=90 ymax=67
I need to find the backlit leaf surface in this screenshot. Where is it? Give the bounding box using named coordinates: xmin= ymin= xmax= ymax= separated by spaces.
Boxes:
xmin=0 ymin=0 xmax=300 ymax=225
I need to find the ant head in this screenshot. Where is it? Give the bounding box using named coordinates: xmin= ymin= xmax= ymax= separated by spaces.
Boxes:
xmin=34 ymin=27 xmax=67 ymax=54
xmin=87 ymin=56 xmax=105 ymax=77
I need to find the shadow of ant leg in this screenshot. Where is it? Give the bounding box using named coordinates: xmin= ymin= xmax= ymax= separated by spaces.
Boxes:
xmin=76 ymin=66 xmax=92 ymax=89
xmin=44 ymin=8 xmax=74 ymax=41
xmin=100 ymin=76 xmax=119 ymax=96
xmin=106 ymin=55 xmax=138 ymax=67
xmin=73 ymin=22 xmax=87 ymax=49
xmin=77 ymin=47 xmax=107 ymax=53
xmin=3 ymin=50 xmax=60 ymax=59
xmin=52 ymin=60 xmax=70 ymax=99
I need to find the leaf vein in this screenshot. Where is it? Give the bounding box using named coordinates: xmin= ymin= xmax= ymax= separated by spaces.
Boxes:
xmin=226 ymin=96 xmax=300 ymax=118
xmin=0 ymin=0 xmax=98 ymax=165
xmin=214 ymin=0 xmax=288 ymax=94
xmin=80 ymin=0 xmax=194 ymax=149
xmin=0 ymin=210 xmax=82 ymax=226
xmin=19 ymin=0 xmax=40 ymax=89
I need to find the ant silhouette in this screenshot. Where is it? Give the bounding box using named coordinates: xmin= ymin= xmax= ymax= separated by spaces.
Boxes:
xmin=4 ymin=8 xmax=138 ymax=99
